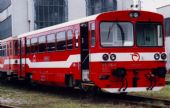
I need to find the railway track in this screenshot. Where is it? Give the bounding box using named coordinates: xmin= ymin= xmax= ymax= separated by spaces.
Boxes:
xmin=0 ymin=81 xmax=170 ymax=108
xmin=120 ymin=94 xmax=170 ymax=108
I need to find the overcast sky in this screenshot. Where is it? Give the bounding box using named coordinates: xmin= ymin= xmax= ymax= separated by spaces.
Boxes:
xmin=141 ymin=0 xmax=170 ymax=12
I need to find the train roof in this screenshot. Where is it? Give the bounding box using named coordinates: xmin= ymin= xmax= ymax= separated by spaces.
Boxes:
xmin=9 ymin=10 xmax=163 ymax=40
xmin=18 ymin=14 xmax=99 ymax=39
xmin=0 ymin=37 xmax=17 ymax=43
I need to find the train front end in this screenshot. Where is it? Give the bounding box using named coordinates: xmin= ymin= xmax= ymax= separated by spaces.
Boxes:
xmin=90 ymin=11 xmax=166 ymax=93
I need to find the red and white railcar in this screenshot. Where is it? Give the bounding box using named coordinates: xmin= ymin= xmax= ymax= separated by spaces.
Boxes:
xmin=0 ymin=10 xmax=167 ymax=93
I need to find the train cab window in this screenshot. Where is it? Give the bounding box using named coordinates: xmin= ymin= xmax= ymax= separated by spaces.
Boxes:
xmin=26 ymin=39 xmax=31 ymax=54
xmin=31 ymin=38 xmax=38 ymax=53
xmin=75 ymin=30 xmax=79 ymax=48
xmin=38 ymin=36 xmax=46 ymax=52
xmin=67 ymin=30 xmax=73 ymax=49
xmin=136 ymin=23 xmax=163 ymax=46
xmin=56 ymin=31 xmax=66 ymax=50
xmin=100 ymin=22 xmax=134 ymax=47
xmin=90 ymin=23 xmax=96 ymax=47
xmin=47 ymin=34 xmax=56 ymax=51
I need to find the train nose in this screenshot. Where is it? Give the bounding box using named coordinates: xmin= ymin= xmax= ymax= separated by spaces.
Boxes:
xmin=112 ymin=68 xmax=127 ymax=78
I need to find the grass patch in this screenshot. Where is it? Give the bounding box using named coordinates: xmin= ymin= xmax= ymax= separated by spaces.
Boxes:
xmin=130 ymin=86 xmax=170 ymax=100
xmin=166 ymin=74 xmax=170 ymax=81
xmin=1 ymin=81 xmax=169 ymax=108
xmin=0 ymin=82 xmax=144 ymax=108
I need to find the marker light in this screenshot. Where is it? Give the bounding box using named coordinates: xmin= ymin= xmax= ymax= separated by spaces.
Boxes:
xmin=154 ymin=53 xmax=160 ymax=60
xmin=103 ymin=54 xmax=109 ymax=61
xmin=110 ymin=54 xmax=116 ymax=61
xmin=129 ymin=12 xmax=140 ymax=18
xmin=161 ymin=53 xmax=167 ymax=60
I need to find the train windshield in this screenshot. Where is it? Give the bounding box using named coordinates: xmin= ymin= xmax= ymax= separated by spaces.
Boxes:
xmin=136 ymin=23 xmax=163 ymax=47
xmin=100 ymin=22 xmax=134 ymax=47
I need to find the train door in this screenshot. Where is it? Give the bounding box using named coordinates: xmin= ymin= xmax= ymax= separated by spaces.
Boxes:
xmin=80 ymin=23 xmax=90 ymax=82
xmin=18 ymin=38 xmax=26 ymax=78
xmin=7 ymin=43 xmax=10 ymax=73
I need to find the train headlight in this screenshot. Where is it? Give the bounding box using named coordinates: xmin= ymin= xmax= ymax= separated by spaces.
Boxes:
xmin=129 ymin=12 xmax=140 ymax=18
xmin=161 ymin=53 xmax=167 ymax=60
xmin=103 ymin=54 xmax=109 ymax=61
xmin=110 ymin=54 xmax=116 ymax=61
xmin=154 ymin=53 xmax=160 ymax=60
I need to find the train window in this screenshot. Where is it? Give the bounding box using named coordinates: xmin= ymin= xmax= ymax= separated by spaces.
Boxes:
xmin=14 ymin=41 xmax=18 ymax=55
xmin=67 ymin=30 xmax=73 ymax=49
xmin=26 ymin=39 xmax=31 ymax=54
xmin=2 ymin=45 xmax=4 ymax=56
xmin=56 ymin=31 xmax=66 ymax=50
xmin=9 ymin=42 xmax=12 ymax=55
xmin=90 ymin=23 xmax=96 ymax=47
xmin=75 ymin=30 xmax=79 ymax=48
xmin=7 ymin=44 xmax=9 ymax=56
xmin=31 ymin=38 xmax=38 ymax=53
xmin=47 ymin=34 xmax=56 ymax=51
xmin=100 ymin=22 xmax=134 ymax=47
xmin=0 ymin=46 xmax=2 ymax=56
xmin=3 ymin=45 xmax=6 ymax=56
xmin=38 ymin=36 xmax=46 ymax=52
xmin=136 ymin=23 xmax=163 ymax=47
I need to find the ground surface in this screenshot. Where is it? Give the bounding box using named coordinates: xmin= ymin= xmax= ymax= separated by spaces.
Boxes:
xmin=0 ymin=81 xmax=144 ymax=108
xmin=0 ymin=75 xmax=170 ymax=108
xmin=166 ymin=74 xmax=170 ymax=81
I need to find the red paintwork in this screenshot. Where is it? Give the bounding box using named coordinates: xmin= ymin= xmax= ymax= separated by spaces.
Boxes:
xmin=0 ymin=10 xmax=166 ymax=92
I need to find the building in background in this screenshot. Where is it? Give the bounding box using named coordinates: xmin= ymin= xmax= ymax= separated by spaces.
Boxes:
xmin=0 ymin=0 xmax=12 ymax=39
xmin=0 ymin=0 xmax=136 ymax=39
xmin=157 ymin=5 xmax=170 ymax=72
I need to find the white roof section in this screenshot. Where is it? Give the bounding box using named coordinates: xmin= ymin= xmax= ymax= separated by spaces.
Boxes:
xmin=0 ymin=36 xmax=17 ymax=43
xmin=18 ymin=14 xmax=99 ymax=39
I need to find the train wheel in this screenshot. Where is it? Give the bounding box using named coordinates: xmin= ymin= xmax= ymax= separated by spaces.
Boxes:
xmin=120 ymin=92 xmax=128 ymax=95
xmin=0 ymin=73 xmax=7 ymax=82
xmin=65 ymin=75 xmax=74 ymax=88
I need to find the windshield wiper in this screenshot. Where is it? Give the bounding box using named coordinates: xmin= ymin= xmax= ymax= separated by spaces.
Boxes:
xmin=107 ymin=23 xmax=115 ymax=40
xmin=107 ymin=23 xmax=125 ymax=45
xmin=117 ymin=23 xmax=125 ymax=45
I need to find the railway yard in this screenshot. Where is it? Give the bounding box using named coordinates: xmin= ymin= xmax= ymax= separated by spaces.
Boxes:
xmin=0 ymin=75 xmax=169 ymax=108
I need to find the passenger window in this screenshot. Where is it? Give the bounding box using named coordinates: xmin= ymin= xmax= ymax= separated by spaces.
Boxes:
xmin=26 ymin=39 xmax=31 ymax=54
xmin=47 ymin=34 xmax=56 ymax=51
xmin=3 ymin=45 xmax=6 ymax=56
xmin=75 ymin=30 xmax=79 ymax=48
xmin=7 ymin=44 xmax=9 ymax=56
xmin=91 ymin=23 xmax=96 ymax=47
xmin=56 ymin=31 xmax=66 ymax=50
xmin=31 ymin=38 xmax=38 ymax=53
xmin=10 ymin=42 xmax=12 ymax=55
xmin=38 ymin=36 xmax=46 ymax=52
xmin=67 ymin=30 xmax=73 ymax=49
xmin=14 ymin=41 xmax=18 ymax=55
xmin=0 ymin=46 xmax=2 ymax=56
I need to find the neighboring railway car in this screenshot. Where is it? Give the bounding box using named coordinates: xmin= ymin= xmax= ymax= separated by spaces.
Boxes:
xmin=0 ymin=10 xmax=167 ymax=93
xmin=164 ymin=18 xmax=170 ymax=73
